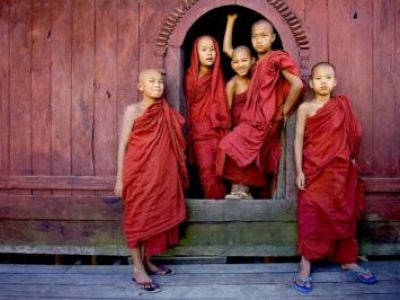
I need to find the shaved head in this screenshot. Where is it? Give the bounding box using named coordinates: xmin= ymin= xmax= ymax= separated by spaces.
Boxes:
xmin=138 ymin=68 xmax=162 ymax=83
xmin=232 ymin=45 xmax=252 ymax=57
xmin=311 ymin=62 xmax=336 ymax=78
xmin=252 ymin=19 xmax=275 ymax=34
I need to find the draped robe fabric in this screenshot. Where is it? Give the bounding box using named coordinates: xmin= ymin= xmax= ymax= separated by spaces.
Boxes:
xmin=122 ymin=99 xmax=188 ymax=257
xmin=216 ymin=51 xmax=301 ymax=187
xmin=231 ymin=91 xmax=247 ymax=128
xmin=297 ymin=95 xmax=364 ymax=263
xmin=185 ymin=36 xmax=230 ymax=199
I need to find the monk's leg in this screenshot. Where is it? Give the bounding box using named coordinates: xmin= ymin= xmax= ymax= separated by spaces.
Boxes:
xmin=131 ymin=246 xmax=152 ymax=283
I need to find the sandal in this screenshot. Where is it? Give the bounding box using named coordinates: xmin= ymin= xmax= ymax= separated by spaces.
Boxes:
xmin=292 ymin=274 xmax=313 ymax=293
xmin=225 ymin=191 xmax=253 ymax=200
xmin=342 ymin=266 xmax=378 ymax=284
xmin=146 ymin=265 xmax=175 ymax=276
xmin=132 ymin=278 xmax=161 ymax=293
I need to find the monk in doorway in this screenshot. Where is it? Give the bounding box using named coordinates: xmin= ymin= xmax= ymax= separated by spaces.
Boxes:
xmin=114 ymin=69 xmax=188 ymax=293
xmin=293 ymin=62 xmax=377 ymax=293
xmin=216 ymin=18 xmax=303 ymax=199
xmin=185 ymin=35 xmax=230 ymax=199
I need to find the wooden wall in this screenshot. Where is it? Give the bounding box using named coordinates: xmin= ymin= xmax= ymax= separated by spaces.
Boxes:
xmin=0 ymin=0 xmax=399 ymax=256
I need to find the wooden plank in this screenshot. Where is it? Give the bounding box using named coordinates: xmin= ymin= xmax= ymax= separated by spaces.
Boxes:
xmin=0 ymin=195 xmax=122 ymax=220
xmin=71 ymin=0 xmax=95 ymax=180
xmin=31 ymin=0 xmax=52 ymax=195
xmin=372 ymin=0 xmax=398 ymax=176
xmin=116 ymin=0 xmax=139 ymax=153
xmin=350 ymin=0 xmax=374 ymax=175
xmin=0 ymin=281 xmax=398 ymax=299
xmin=328 ymin=0 xmax=352 ymax=95
xmin=94 ymin=0 xmax=117 ymax=177
xmin=51 ymin=0 xmax=72 ymax=196
xmin=138 ymin=0 xmax=162 ymax=70
xmin=9 ymin=0 xmax=32 ymax=186
xmin=0 ymin=220 xmax=124 ymax=249
xmin=303 ymin=0 xmax=328 ymax=73
xmin=0 ymin=0 xmax=10 ymax=195
xmin=0 ymin=176 xmax=115 ymax=190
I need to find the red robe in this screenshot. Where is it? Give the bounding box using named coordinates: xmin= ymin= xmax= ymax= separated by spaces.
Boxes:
xmin=185 ymin=36 xmax=230 ymax=199
xmin=231 ymin=91 xmax=247 ymax=128
xmin=216 ymin=51 xmax=301 ymax=187
xmin=297 ymin=95 xmax=364 ymax=263
xmin=122 ymin=99 xmax=188 ymax=257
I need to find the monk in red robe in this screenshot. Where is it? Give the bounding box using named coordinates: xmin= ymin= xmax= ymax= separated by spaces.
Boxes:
xmin=293 ymin=62 xmax=377 ymax=293
xmin=185 ymin=35 xmax=230 ymax=199
xmin=114 ymin=69 xmax=188 ymax=293
xmin=216 ymin=19 xmax=303 ymax=198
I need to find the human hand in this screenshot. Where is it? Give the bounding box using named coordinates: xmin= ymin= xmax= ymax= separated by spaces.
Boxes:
xmin=114 ymin=179 xmax=123 ymax=198
xmin=296 ymin=171 xmax=306 ymax=190
xmin=227 ymin=13 xmax=238 ymax=22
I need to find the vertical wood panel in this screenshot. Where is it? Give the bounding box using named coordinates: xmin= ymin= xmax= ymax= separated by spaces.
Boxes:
xmin=395 ymin=0 xmax=400 ymax=176
xmin=328 ymin=0 xmax=352 ymax=95
xmin=94 ymin=0 xmax=117 ymax=176
xmin=304 ymin=0 xmax=328 ymax=71
xmin=31 ymin=0 xmax=52 ymax=195
xmin=116 ymin=0 xmax=139 ymax=144
xmin=138 ymin=0 xmax=162 ymax=70
xmin=349 ymin=0 xmax=373 ymax=175
xmin=71 ymin=0 xmax=95 ymax=177
xmin=51 ymin=0 xmax=72 ymax=195
xmin=9 ymin=0 xmax=32 ymax=184
xmin=0 ymin=0 xmax=10 ymax=196
xmin=372 ymin=0 xmax=398 ymax=176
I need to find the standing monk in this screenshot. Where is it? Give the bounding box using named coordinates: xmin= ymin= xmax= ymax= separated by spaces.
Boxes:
xmin=292 ymin=62 xmax=377 ymax=293
xmin=114 ymin=69 xmax=188 ymax=293
xmin=217 ymin=19 xmax=303 ymax=198
xmin=185 ymin=35 xmax=230 ymax=199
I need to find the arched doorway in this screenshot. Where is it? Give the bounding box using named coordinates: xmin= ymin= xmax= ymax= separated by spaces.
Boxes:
xmin=158 ymin=0 xmax=309 ymax=201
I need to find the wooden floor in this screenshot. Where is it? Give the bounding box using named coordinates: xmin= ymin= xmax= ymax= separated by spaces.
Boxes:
xmin=0 ymin=261 xmax=399 ymax=299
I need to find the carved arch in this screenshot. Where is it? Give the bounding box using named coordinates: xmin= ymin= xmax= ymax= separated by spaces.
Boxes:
xmin=156 ymin=0 xmax=310 ymax=61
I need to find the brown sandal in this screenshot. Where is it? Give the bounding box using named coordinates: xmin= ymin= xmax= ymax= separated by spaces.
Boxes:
xmin=132 ymin=278 xmax=161 ymax=293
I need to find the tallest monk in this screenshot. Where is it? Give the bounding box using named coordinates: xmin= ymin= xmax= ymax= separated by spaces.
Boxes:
xmin=216 ymin=19 xmax=303 ymax=198
xmin=185 ymin=35 xmax=230 ymax=199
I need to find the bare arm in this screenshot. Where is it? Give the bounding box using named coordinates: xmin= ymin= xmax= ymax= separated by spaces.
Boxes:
xmin=281 ymin=70 xmax=303 ymax=119
xmin=294 ymin=103 xmax=308 ymax=190
xmin=223 ymin=14 xmax=238 ymax=58
xmin=226 ymin=79 xmax=235 ymax=109
xmin=114 ymin=105 xmax=140 ymax=197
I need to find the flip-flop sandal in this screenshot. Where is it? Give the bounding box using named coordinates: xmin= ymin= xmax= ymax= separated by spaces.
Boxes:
xmin=292 ymin=274 xmax=313 ymax=293
xmin=344 ymin=267 xmax=378 ymax=284
xmin=225 ymin=192 xmax=253 ymax=200
xmin=147 ymin=265 xmax=175 ymax=276
xmin=132 ymin=278 xmax=161 ymax=293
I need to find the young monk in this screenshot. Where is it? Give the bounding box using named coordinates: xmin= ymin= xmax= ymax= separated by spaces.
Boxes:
xmin=221 ymin=14 xmax=258 ymax=199
xmin=293 ymin=62 xmax=377 ymax=293
xmin=216 ymin=19 xmax=303 ymax=198
xmin=185 ymin=35 xmax=230 ymax=199
xmin=114 ymin=69 xmax=188 ymax=293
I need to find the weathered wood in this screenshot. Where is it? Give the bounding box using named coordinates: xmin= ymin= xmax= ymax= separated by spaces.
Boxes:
xmin=0 ymin=262 xmax=399 ymax=299
xmin=94 ymin=0 xmax=117 ymax=176
xmin=31 ymin=0 xmax=52 ymax=196
xmin=71 ymin=0 xmax=95 ymax=179
xmin=372 ymin=0 xmax=399 ymax=176
xmin=0 ymin=0 xmax=10 ymax=193
xmin=51 ymin=0 xmax=72 ymax=197
xmin=0 ymin=176 xmax=115 ymax=190
xmin=350 ymin=0 xmax=374 ymax=175
xmin=9 ymin=0 xmax=32 ymax=183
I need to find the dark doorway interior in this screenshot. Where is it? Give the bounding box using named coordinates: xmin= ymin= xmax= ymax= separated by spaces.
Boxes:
xmin=183 ymin=5 xmax=284 ymax=79
xmin=183 ymin=5 xmax=284 ymax=199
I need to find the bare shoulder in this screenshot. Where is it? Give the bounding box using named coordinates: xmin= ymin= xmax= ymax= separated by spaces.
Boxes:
xmin=124 ymin=103 xmax=144 ymax=122
xmin=297 ymin=101 xmax=312 ymax=118
xmin=226 ymin=77 xmax=237 ymax=89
